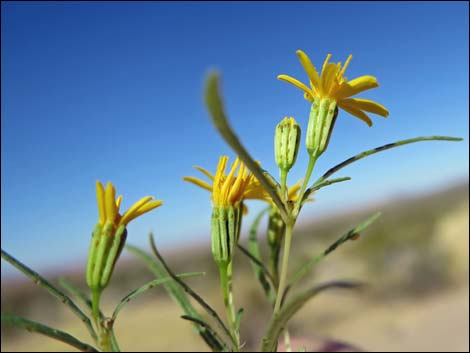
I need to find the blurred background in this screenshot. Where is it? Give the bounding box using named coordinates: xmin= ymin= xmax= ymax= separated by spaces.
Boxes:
xmin=1 ymin=2 xmax=468 ymax=352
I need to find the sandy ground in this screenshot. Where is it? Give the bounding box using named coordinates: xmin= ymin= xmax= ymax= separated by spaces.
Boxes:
xmin=2 ymin=284 xmax=468 ymax=352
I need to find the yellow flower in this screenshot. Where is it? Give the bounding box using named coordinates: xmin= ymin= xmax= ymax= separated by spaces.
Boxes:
xmin=278 ymin=50 xmax=389 ymax=126
xmin=184 ymin=156 xmax=267 ymax=208
xmin=184 ymin=157 xmax=307 ymax=206
xmin=95 ymin=181 xmax=163 ymax=228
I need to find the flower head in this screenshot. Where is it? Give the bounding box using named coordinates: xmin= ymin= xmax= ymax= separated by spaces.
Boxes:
xmin=95 ymin=181 xmax=163 ymax=229
xmin=87 ymin=182 xmax=163 ymax=292
xmin=278 ymin=50 xmax=389 ymax=126
xmin=183 ymin=156 xmax=268 ymax=208
xmin=184 ymin=157 xmax=309 ymax=208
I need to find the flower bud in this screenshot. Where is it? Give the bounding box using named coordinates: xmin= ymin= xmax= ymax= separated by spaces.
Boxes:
xmin=275 ymin=117 xmax=301 ymax=173
xmin=86 ymin=223 xmax=127 ymax=292
xmin=211 ymin=205 xmax=242 ymax=266
xmin=306 ymin=97 xmax=338 ymax=157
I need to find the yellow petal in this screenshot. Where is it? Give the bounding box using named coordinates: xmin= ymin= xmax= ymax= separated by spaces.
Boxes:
xmin=116 ymin=195 xmax=123 ymax=213
xmin=120 ymin=196 xmax=153 ymax=226
xmin=341 ymin=98 xmax=389 ymax=117
xmin=277 ymin=74 xmax=313 ymax=97
xmin=296 ymin=50 xmax=322 ymax=93
xmin=338 ymin=54 xmax=353 ymax=80
xmin=321 ymin=54 xmax=332 ymax=78
xmin=220 ymin=158 xmax=239 ymax=204
xmin=322 ymin=63 xmax=341 ymax=96
xmin=338 ymin=103 xmax=373 ymax=127
xmin=96 ymin=181 xmax=106 ymax=225
xmin=336 ymin=75 xmax=379 ymax=99
xmin=213 ymin=156 xmax=228 ymax=204
xmin=183 ymin=176 xmax=213 ymax=191
xmin=228 ymin=162 xmax=245 ymax=202
xmin=121 ymin=200 xmax=163 ymax=225
xmin=193 ymin=166 xmax=214 ymax=180
xmin=287 ymin=182 xmax=302 ymax=200
xmin=105 ymin=182 xmax=117 ymax=223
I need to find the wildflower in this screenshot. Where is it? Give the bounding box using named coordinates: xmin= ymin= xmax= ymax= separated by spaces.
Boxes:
xmin=278 ymin=50 xmax=389 ymax=156
xmin=183 ymin=156 xmax=269 ymax=207
xmin=86 ymin=181 xmax=162 ymax=292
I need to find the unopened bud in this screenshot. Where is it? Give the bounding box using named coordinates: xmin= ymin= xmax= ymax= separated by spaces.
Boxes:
xmin=275 ymin=117 xmax=301 ymax=173
xmin=86 ymin=223 xmax=127 ymax=292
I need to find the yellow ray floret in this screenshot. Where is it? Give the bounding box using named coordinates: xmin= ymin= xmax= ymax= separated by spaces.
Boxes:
xmin=183 ymin=158 xmax=309 ymax=207
xmin=278 ymin=50 xmax=389 ymax=126
xmin=183 ymin=156 xmax=269 ymax=208
xmin=96 ymin=181 xmax=163 ymax=228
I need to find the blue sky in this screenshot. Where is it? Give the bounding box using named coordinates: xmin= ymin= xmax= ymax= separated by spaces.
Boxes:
xmin=2 ymin=2 xmax=468 ymax=278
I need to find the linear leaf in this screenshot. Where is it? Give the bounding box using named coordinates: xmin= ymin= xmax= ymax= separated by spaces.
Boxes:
xmin=243 ymin=206 xmax=275 ymax=300
xmin=112 ymin=272 xmax=204 ymax=321
xmin=148 ymin=234 xmax=233 ymax=347
xmin=318 ymin=136 xmax=462 ymax=183
xmin=1 ymin=249 xmax=97 ymax=342
xmin=58 ymin=278 xmax=104 ymax=321
xmin=286 ymin=212 xmax=381 ymax=294
xmin=261 ymin=281 xmax=363 ymax=352
xmin=126 ymin=242 xmax=228 ymax=351
xmin=303 ymin=177 xmax=351 ymax=204
xmin=2 ymin=314 xmax=97 ymax=352
xmin=205 ymin=72 xmax=287 ymax=220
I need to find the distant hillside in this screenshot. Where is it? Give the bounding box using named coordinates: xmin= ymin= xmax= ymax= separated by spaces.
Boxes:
xmin=1 ymin=180 xmax=468 ymax=351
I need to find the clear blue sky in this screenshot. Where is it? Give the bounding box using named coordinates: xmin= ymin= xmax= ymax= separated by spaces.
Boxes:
xmin=2 ymin=2 xmax=468 ymax=278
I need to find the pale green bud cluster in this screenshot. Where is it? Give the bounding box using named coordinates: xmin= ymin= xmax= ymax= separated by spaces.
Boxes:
xmin=210 ymin=206 xmax=242 ymax=266
xmin=86 ymin=222 xmax=127 ymax=292
xmin=306 ymin=97 xmax=338 ymax=157
xmin=275 ymin=117 xmax=301 ymax=173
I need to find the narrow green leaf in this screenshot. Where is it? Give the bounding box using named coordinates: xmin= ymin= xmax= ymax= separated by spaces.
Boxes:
xmin=112 ymin=272 xmax=204 ymax=321
xmin=58 ymin=278 xmax=104 ymax=320
xmin=2 ymin=314 xmax=98 ymax=352
xmin=303 ymin=177 xmax=351 ymax=204
xmin=126 ymin=241 xmax=229 ymax=351
xmin=205 ymin=72 xmax=287 ymax=220
xmin=261 ymin=281 xmax=363 ymax=352
xmin=181 ymin=315 xmax=227 ymax=352
xmin=286 ymin=212 xmax=381 ymax=293
xmin=148 ymin=234 xmax=233 ymax=346
xmin=242 ymin=206 xmax=275 ymax=300
xmin=318 ymin=136 xmax=462 ymax=183
xmin=234 ymin=308 xmax=244 ymax=333
xmin=1 ymin=249 xmax=97 ymax=342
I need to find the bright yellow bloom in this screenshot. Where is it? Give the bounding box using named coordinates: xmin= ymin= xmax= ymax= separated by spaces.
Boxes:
xmin=95 ymin=181 xmax=163 ymax=228
xmin=184 ymin=157 xmax=306 ymax=206
xmin=184 ymin=156 xmax=267 ymax=208
xmin=278 ymin=50 xmax=389 ymax=126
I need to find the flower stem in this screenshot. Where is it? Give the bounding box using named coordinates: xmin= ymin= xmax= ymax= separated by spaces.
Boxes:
xmin=280 ymin=169 xmax=288 ymax=201
xmin=91 ymin=290 xmax=101 ymax=328
xmin=273 ymin=220 xmax=294 ymax=314
xmin=295 ymin=154 xmax=317 ymax=213
xmin=219 ymin=262 xmax=239 ymax=351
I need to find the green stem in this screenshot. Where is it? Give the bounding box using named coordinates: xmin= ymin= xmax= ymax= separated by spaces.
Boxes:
xmin=91 ymin=290 xmax=101 ymax=328
xmin=295 ymin=155 xmax=318 ymax=215
xmin=273 ymin=221 xmax=294 ymax=314
xmin=280 ymin=169 xmax=288 ymax=201
xmin=219 ymin=262 xmax=239 ymax=351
